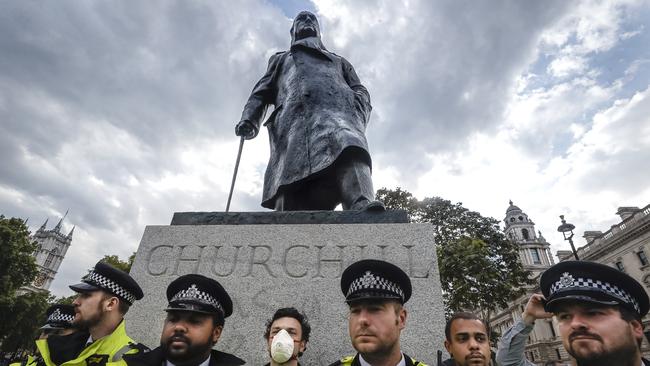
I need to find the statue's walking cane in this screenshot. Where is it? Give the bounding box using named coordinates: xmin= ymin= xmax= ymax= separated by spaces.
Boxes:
xmin=226 ymin=135 xmax=245 ymax=212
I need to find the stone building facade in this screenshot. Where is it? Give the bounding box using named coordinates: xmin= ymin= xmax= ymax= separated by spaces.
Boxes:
xmin=20 ymin=216 xmax=74 ymax=293
xmin=490 ymin=202 xmax=650 ymax=365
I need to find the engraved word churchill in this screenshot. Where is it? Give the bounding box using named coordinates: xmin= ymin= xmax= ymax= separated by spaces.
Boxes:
xmin=145 ymin=243 xmax=432 ymax=279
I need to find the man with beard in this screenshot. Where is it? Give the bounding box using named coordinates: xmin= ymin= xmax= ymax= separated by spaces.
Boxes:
xmin=263 ymin=307 xmax=311 ymax=366
xmin=496 ymin=261 xmax=650 ymax=366
xmin=328 ymin=259 xmax=429 ymax=366
xmin=236 ymin=11 xmax=384 ymax=212
xmin=121 ymin=274 xmax=245 ymax=366
xmin=441 ymin=313 xmax=492 ymax=366
xmin=36 ymin=261 xmax=145 ymax=366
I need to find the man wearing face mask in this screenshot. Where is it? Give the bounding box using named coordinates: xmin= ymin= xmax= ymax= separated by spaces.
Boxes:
xmin=263 ymin=307 xmax=311 ymax=366
xmin=121 ymin=274 xmax=245 ymax=366
xmin=236 ymin=10 xmax=383 ymax=212
xmin=329 ymin=259 xmax=429 ymax=366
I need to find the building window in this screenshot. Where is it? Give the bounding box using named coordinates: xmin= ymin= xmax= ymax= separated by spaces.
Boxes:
xmin=556 ymin=348 xmax=562 ymax=360
xmin=522 ymin=228 xmax=530 ymax=240
xmin=44 ymin=248 xmax=58 ymax=267
xmin=549 ymin=322 xmax=556 ymax=337
xmin=637 ymin=251 xmax=649 ymax=266
xmin=615 ymin=261 xmax=625 ymax=272
xmin=531 ymin=248 xmax=541 ymax=264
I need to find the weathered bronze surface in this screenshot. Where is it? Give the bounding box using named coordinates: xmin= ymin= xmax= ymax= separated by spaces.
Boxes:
xmin=236 ymin=11 xmax=383 ymax=211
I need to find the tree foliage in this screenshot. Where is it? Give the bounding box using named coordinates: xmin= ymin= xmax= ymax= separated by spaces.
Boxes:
xmin=0 ymin=216 xmax=38 ymax=299
xmin=0 ymin=215 xmax=49 ymax=351
xmin=0 ymin=291 xmax=51 ymax=352
xmin=53 ymin=294 xmax=77 ymax=305
xmin=101 ymin=252 xmax=136 ymax=273
xmin=376 ymin=188 xmax=533 ymax=324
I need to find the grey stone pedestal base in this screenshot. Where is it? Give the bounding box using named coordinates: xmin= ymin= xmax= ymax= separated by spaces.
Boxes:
xmin=127 ymin=211 xmax=445 ymax=365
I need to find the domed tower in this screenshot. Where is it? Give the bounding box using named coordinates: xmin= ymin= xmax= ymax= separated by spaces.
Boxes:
xmin=504 ymin=201 xmax=554 ymax=277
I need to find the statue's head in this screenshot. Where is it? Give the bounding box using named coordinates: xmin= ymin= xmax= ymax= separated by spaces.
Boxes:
xmin=291 ymin=11 xmax=320 ymax=43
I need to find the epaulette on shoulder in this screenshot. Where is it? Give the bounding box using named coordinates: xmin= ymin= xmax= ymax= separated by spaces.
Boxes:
xmin=128 ymin=342 xmax=150 ymax=354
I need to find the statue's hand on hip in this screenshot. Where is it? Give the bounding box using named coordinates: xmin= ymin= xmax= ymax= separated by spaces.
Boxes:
xmin=235 ymin=120 xmax=257 ymax=139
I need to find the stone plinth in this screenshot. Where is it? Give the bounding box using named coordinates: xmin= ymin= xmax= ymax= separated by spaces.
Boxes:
xmin=127 ymin=214 xmax=444 ymax=365
xmin=171 ymin=210 xmax=409 ymax=225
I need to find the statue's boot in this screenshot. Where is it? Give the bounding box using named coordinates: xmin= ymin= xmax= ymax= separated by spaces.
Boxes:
xmin=337 ymin=157 xmax=384 ymax=211
xmin=350 ymin=199 xmax=386 ymax=211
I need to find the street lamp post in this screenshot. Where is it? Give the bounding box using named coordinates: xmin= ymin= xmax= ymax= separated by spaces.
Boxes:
xmin=557 ymin=215 xmax=579 ymax=260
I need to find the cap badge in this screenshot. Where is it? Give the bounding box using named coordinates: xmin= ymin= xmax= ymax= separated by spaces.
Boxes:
xmin=558 ymin=272 xmax=575 ymax=289
xmin=360 ymin=271 xmax=375 ymax=287
xmin=186 ymin=284 xmax=199 ymax=298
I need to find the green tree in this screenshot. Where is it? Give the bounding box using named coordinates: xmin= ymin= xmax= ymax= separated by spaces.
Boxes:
xmin=0 ymin=216 xmax=38 ymax=299
xmin=101 ymin=252 xmax=136 ymax=273
xmin=0 ymin=291 xmax=51 ymax=352
xmin=53 ymin=294 xmax=77 ymax=305
xmin=0 ymin=215 xmax=49 ymax=351
xmin=376 ymin=188 xmax=533 ymax=329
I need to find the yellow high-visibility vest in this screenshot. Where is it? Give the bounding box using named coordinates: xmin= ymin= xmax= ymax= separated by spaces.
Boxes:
xmin=36 ymin=321 xmax=142 ymax=366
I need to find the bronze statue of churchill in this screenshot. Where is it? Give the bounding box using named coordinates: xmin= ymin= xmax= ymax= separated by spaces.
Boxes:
xmin=236 ymin=11 xmax=384 ymax=211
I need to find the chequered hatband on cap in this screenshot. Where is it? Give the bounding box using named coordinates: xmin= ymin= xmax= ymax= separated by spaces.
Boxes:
xmin=540 ymin=260 xmax=650 ymax=316
xmin=69 ymin=261 xmax=144 ymax=305
xmin=341 ymin=259 xmax=412 ymax=304
xmin=166 ymin=274 xmax=233 ymax=318
xmin=41 ymin=304 xmax=75 ymax=330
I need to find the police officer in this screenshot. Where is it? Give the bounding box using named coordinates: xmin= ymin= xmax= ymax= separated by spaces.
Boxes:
xmin=36 ymin=261 xmax=145 ymax=366
xmin=496 ymin=260 xmax=650 ymax=366
xmin=9 ymin=304 xmax=77 ymax=366
xmin=329 ymin=259 xmax=429 ymax=366
xmin=38 ymin=304 xmax=77 ymax=339
xmin=120 ymin=274 xmax=245 ymax=366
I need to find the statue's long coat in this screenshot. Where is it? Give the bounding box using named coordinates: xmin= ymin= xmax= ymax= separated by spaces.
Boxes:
xmin=240 ymin=47 xmax=372 ymax=209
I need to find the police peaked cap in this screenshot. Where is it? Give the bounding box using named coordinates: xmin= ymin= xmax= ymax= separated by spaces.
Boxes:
xmin=41 ymin=304 xmax=76 ymax=330
xmin=166 ymin=274 xmax=233 ymax=318
xmin=341 ymin=259 xmax=412 ymax=304
xmin=69 ymin=261 xmax=144 ymax=305
xmin=540 ymin=260 xmax=650 ymax=317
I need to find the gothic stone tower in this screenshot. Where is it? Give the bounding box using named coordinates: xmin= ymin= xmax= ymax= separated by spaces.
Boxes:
xmin=22 ymin=215 xmax=74 ymax=293
xmin=504 ymin=200 xmax=554 ymax=277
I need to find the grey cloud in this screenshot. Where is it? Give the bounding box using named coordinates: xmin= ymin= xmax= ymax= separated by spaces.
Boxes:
xmin=315 ymin=1 xmax=572 ymax=183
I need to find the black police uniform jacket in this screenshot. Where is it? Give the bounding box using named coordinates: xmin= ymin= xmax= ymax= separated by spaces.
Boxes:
xmin=239 ymin=38 xmax=373 ymax=209
xmin=121 ymin=347 xmax=245 ymax=366
xmin=328 ymin=353 xmax=428 ymax=366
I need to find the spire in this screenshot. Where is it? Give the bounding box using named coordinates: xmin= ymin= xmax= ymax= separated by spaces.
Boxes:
xmin=67 ymin=226 xmax=75 ymax=239
xmin=53 ymin=210 xmax=68 ymax=233
xmin=509 ymin=199 xmax=513 ymax=206
xmin=39 ymin=218 xmax=49 ymax=232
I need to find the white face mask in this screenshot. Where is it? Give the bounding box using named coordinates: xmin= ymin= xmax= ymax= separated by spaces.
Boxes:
xmin=270 ymin=329 xmax=295 ymax=363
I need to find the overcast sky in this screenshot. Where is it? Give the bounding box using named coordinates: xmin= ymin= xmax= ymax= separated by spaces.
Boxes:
xmin=1 ymin=0 xmax=649 ymax=297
